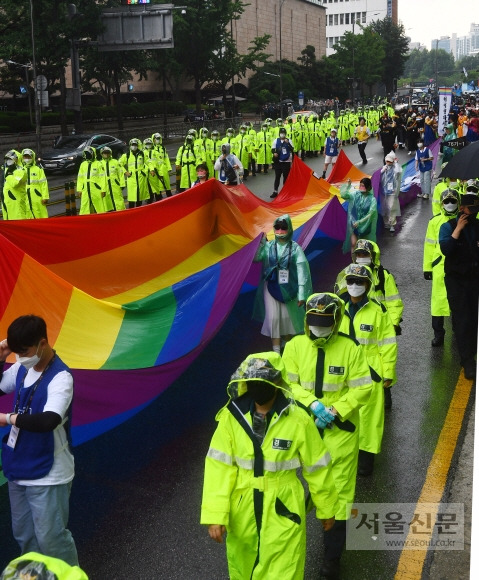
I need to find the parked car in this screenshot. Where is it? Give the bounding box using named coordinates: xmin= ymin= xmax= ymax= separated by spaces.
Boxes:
xmin=40 ymin=133 xmax=126 ymax=174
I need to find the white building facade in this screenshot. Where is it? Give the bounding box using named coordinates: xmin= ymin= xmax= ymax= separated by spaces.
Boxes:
xmin=321 ymin=0 xmax=398 ymax=56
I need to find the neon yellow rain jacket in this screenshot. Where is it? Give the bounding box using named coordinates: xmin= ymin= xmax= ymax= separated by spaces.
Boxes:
xmin=201 ymin=352 xmax=338 ymax=580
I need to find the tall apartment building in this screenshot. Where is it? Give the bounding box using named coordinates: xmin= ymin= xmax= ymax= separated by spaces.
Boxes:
xmin=433 ymin=23 xmax=479 ymax=60
xmin=320 ymin=0 xmax=398 ymax=56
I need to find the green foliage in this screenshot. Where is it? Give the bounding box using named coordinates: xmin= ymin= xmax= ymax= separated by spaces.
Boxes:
xmin=0 ymin=101 xmax=186 ymax=133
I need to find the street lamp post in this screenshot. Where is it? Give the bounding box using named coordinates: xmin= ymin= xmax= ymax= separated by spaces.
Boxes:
xmin=29 ymin=0 xmax=42 ymax=155
xmin=278 ymin=0 xmax=286 ymax=116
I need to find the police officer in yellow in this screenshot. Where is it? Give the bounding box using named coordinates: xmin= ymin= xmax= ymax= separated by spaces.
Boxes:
xmin=120 ymin=138 xmax=149 ymax=208
xmin=334 ymin=264 xmax=397 ymax=477
xmin=100 ymin=146 xmax=126 ymax=211
xmin=152 ymin=132 xmax=173 ymax=198
xmin=201 ymin=352 xmax=338 ymax=580
xmin=22 ymin=148 xmax=49 ymax=218
xmin=76 ymin=146 xmax=106 ymax=215
xmin=352 ymin=239 xmax=404 ymax=334
xmin=2 ymin=150 xmax=26 ymax=220
xmin=423 ymin=188 xmax=460 ymax=346
xmin=282 ymin=293 xmax=372 ymax=579
xmin=175 ymin=134 xmax=197 ymax=192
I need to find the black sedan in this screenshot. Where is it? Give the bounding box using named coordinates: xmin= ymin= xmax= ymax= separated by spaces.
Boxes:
xmin=40 ymin=133 xmax=126 ymax=173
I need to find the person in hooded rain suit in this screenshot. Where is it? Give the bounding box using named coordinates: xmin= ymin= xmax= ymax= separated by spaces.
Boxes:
xmin=423 ymin=188 xmax=460 ymax=347
xmin=351 ymin=239 xmax=404 ymax=335
xmin=175 ymin=134 xmax=197 ymax=192
xmin=76 ymin=146 xmax=105 ymax=215
xmin=99 ymin=146 xmax=126 ymax=212
xmin=201 ymin=352 xmax=338 ymax=580
xmin=379 ymin=151 xmax=402 ymax=233
xmin=282 ymin=293 xmax=372 ymax=580
xmin=21 ymin=148 xmax=49 ymax=218
xmin=2 ymin=150 xmax=26 ymax=220
xmin=152 ymin=132 xmax=173 ymax=198
xmin=334 ymin=264 xmax=397 ymax=476
xmin=120 ymin=138 xmax=149 ymax=208
xmin=253 ymin=214 xmax=312 ymax=354
xmin=340 ymin=177 xmax=378 ymax=254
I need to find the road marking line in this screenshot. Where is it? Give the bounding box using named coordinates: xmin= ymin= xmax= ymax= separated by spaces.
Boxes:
xmin=394 ymin=371 xmax=473 ymax=579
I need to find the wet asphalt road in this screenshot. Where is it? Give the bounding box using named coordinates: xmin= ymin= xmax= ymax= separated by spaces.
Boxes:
xmin=0 ymin=138 xmax=473 ymax=579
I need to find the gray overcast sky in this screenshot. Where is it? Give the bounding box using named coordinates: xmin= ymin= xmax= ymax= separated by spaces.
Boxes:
xmin=398 ymin=0 xmax=476 ymax=50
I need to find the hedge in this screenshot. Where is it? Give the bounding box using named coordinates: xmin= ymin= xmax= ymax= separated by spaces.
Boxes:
xmin=0 ymin=100 xmax=186 ymax=133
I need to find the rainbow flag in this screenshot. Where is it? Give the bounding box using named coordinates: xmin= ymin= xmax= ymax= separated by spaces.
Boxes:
xmin=0 ymin=157 xmax=345 ymax=444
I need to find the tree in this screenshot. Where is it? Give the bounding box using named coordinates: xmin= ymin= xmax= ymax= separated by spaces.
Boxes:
xmin=0 ymin=0 xmax=106 ymax=134
xmin=330 ymin=30 xmax=384 ymax=99
xmin=368 ymin=17 xmax=410 ymax=93
xmin=172 ymin=0 xmax=246 ymax=111
xmin=206 ymin=33 xmax=271 ymax=114
xmin=81 ymin=49 xmax=150 ymax=130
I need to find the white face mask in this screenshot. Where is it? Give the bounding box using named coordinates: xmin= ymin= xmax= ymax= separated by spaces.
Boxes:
xmin=154 ymin=138 xmax=161 ymax=144
xmin=347 ymin=283 xmax=366 ymax=297
xmin=23 ymin=158 xmax=33 ymax=165
xmin=16 ymin=345 xmax=42 ymax=370
xmin=6 ymin=159 xmax=15 ymax=166
xmin=355 ymin=256 xmax=372 ymax=265
xmin=131 ymin=145 xmax=138 ymax=151
xmin=309 ymin=325 xmax=334 ymax=338
xmin=444 ymin=202 xmax=458 ymax=213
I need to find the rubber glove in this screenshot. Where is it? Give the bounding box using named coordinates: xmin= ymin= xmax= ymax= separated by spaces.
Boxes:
xmin=310 ymin=400 xmax=335 ymax=429
xmin=424 ymin=271 xmax=432 ymax=280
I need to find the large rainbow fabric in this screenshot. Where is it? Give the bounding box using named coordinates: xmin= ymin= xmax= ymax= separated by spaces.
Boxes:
xmin=0 ymin=157 xmax=345 ymax=444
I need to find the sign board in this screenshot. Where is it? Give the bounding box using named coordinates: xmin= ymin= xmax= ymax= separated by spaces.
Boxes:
xmin=37 ymin=90 xmax=49 ymax=108
xmin=298 ymin=91 xmax=304 ymax=107
xmin=98 ymin=4 xmax=174 ymax=51
xmin=35 ymin=75 xmax=47 ymax=91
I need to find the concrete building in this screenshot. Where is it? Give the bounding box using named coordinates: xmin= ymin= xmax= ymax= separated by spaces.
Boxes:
xmin=233 ymin=0 xmax=327 ymax=65
xmin=432 ymin=23 xmax=479 ymax=60
xmin=320 ymin=0 xmax=398 ymax=56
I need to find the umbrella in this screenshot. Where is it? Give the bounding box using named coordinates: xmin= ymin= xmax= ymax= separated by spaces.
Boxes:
xmin=439 ymin=140 xmax=479 ymax=180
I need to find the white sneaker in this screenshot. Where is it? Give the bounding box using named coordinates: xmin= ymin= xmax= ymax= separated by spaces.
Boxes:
xmin=389 ymin=225 xmax=395 ymax=232
xmin=408 ymin=151 xmax=412 ymax=155
xmin=417 ymin=193 xmax=423 ymax=198
xmin=423 ymin=194 xmax=429 ymax=200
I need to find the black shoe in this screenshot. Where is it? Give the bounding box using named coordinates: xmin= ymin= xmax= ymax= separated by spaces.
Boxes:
xmin=270 ymin=192 xmax=278 ymax=198
xmin=463 ymin=361 xmax=477 ymax=381
xmin=320 ymin=558 xmax=340 ymax=580
xmin=431 ymin=335 xmax=444 ymax=347
xmin=384 ymin=387 xmax=392 ymax=409
xmin=362 ymin=160 xmax=368 ymax=165
xmin=357 ymin=450 xmax=375 ymax=476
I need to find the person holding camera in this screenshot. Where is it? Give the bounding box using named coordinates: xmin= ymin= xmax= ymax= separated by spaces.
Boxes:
xmin=214 ymin=143 xmax=243 ymax=186
xmin=270 ymin=127 xmax=294 ymax=199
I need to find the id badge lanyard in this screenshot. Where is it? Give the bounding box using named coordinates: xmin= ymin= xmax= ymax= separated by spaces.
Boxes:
xmin=274 ymin=241 xmax=292 ymax=284
xmin=7 ymin=355 xmax=56 ymax=450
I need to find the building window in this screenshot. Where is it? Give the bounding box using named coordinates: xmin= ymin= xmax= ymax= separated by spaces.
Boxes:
xmin=329 ymin=14 xmax=333 ymax=25
xmin=334 ymin=14 xmax=338 ymax=25
xmin=362 ymin=12 xmax=366 ymax=23
xmin=340 ymin=13 xmax=344 ymax=24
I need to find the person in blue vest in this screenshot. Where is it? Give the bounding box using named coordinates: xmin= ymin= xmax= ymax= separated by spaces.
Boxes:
xmin=270 ymin=126 xmax=294 ymax=199
xmin=0 ymin=315 xmax=78 ymax=566
xmin=322 ymin=128 xmax=340 ymax=179
xmin=415 ymin=141 xmax=434 ymax=200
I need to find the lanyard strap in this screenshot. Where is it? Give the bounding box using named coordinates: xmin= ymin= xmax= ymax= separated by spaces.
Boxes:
xmin=14 ymin=354 xmax=56 ymax=414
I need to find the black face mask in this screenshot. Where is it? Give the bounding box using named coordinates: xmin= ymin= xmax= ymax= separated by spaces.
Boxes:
xmin=247 ymin=381 xmax=277 ymax=405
